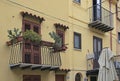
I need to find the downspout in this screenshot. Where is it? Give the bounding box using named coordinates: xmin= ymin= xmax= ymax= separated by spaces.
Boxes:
xmin=109 ymin=0 xmax=112 ymax=50
xmin=116 ymin=4 xmax=118 ymax=55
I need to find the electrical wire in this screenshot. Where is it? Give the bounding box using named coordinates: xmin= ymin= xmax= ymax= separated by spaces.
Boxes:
xmin=6 ymin=0 xmax=119 ymax=31
xmin=6 ymin=0 xmax=89 ymax=30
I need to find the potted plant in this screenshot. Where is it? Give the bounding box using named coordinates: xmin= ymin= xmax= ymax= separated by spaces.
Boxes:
xmin=23 ymin=30 xmax=41 ymax=44
xmin=49 ymin=31 xmax=62 ymax=51
xmin=7 ymin=28 xmax=22 ymax=45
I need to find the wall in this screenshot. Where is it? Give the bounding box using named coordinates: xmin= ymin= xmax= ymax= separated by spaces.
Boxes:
xmin=68 ymin=0 xmax=117 ymax=81
xmin=0 ymin=0 xmax=117 ymax=81
xmin=0 ymin=0 xmax=69 ymax=81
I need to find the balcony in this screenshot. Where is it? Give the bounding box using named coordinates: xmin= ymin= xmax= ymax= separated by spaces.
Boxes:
xmin=114 ymin=55 xmax=120 ymax=69
xmin=9 ymin=41 xmax=61 ymax=70
xmin=86 ymin=54 xmax=120 ymax=76
xmin=86 ymin=53 xmax=99 ymax=71
xmin=86 ymin=53 xmax=99 ymax=76
xmin=88 ymin=5 xmax=114 ymax=32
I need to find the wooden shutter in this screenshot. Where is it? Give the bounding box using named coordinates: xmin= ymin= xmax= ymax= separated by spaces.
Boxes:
xmin=32 ymin=75 xmax=41 ymax=81
xmin=22 ymin=20 xmax=41 ymax=64
xmin=33 ymin=44 xmax=40 ymax=64
xmin=23 ymin=75 xmax=40 ymax=81
xmin=23 ymin=42 xmax=32 ymax=63
xmin=23 ymin=75 xmax=32 ymax=81
xmin=55 ymin=75 xmax=64 ymax=81
xmin=56 ymin=29 xmax=65 ymax=46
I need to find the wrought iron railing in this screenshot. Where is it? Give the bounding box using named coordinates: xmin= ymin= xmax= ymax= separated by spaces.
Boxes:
xmin=114 ymin=55 xmax=120 ymax=69
xmin=87 ymin=54 xmax=120 ymax=70
xmin=88 ymin=4 xmax=113 ymax=27
xmin=86 ymin=53 xmax=100 ymax=70
xmin=9 ymin=42 xmax=61 ymax=67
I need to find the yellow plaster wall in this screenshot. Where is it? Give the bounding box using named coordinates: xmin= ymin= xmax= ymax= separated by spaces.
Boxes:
xmin=68 ymin=0 xmax=117 ymax=81
xmin=0 ymin=0 xmax=117 ymax=81
xmin=0 ymin=0 xmax=69 ymax=81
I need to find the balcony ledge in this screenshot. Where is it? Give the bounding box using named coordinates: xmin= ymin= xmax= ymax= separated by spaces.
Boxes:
xmin=88 ymin=20 xmax=114 ymax=32
xmin=10 ymin=63 xmax=60 ymax=70
xmin=86 ymin=69 xmax=99 ymax=76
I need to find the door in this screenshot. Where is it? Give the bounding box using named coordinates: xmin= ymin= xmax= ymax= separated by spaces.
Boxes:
xmin=93 ymin=0 xmax=101 ymax=21
xmin=90 ymin=76 xmax=97 ymax=81
xmin=22 ymin=20 xmax=41 ymax=64
xmin=55 ymin=75 xmax=65 ymax=81
xmin=93 ymin=36 xmax=102 ymax=69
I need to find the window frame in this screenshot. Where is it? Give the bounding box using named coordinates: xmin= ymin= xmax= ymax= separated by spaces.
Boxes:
xmin=74 ymin=32 xmax=81 ymax=49
xmin=23 ymin=75 xmax=41 ymax=81
xmin=73 ymin=0 xmax=81 ymax=4
xmin=22 ymin=19 xmax=41 ymax=64
xmin=22 ymin=20 xmax=40 ymax=34
xmin=56 ymin=29 xmax=65 ymax=46
xmin=75 ymin=73 xmax=82 ymax=81
xmin=118 ymin=32 xmax=120 ymax=43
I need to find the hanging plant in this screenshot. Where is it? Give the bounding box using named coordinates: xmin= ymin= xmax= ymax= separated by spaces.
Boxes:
xmin=7 ymin=28 xmax=22 ymax=45
xmin=23 ymin=30 xmax=41 ymax=44
xmin=49 ymin=31 xmax=62 ymax=51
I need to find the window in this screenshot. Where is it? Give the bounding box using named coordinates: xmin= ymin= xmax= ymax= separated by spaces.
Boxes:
xmin=21 ymin=12 xmax=44 ymax=64
xmin=23 ymin=20 xmax=40 ymax=33
xmin=93 ymin=36 xmax=102 ymax=68
xmin=75 ymin=73 xmax=81 ymax=81
xmin=55 ymin=75 xmax=65 ymax=81
xmin=74 ymin=32 xmax=81 ymax=49
xmin=22 ymin=20 xmax=41 ymax=64
xmin=118 ymin=32 xmax=120 ymax=43
xmin=23 ymin=75 xmax=40 ymax=81
xmin=74 ymin=0 xmax=80 ymax=3
xmin=56 ymin=29 xmax=65 ymax=46
xmin=54 ymin=23 xmax=69 ymax=47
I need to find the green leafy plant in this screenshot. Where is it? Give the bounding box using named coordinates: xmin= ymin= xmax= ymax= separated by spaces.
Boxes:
xmin=49 ymin=31 xmax=62 ymax=48
xmin=23 ymin=30 xmax=41 ymax=43
xmin=7 ymin=28 xmax=22 ymax=44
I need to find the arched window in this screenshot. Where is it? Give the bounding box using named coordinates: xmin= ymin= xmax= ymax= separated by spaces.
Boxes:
xmin=75 ymin=73 xmax=81 ymax=81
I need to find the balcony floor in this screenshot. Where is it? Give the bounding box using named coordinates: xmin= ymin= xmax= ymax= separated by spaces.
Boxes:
xmin=10 ymin=63 xmax=60 ymax=70
xmin=86 ymin=69 xmax=99 ymax=76
xmin=88 ymin=20 xmax=113 ymax=32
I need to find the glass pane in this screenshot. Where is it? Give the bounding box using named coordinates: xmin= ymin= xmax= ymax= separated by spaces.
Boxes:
xmin=75 ymin=0 xmax=80 ymax=3
xmin=34 ymin=26 xmax=39 ymax=33
xmin=58 ymin=33 xmax=64 ymax=45
xmin=93 ymin=38 xmax=97 ymax=52
xmin=75 ymin=73 xmax=81 ymax=81
xmin=74 ymin=34 xmax=80 ymax=49
xmin=25 ymin=53 xmax=31 ymax=63
xmin=118 ymin=33 xmax=120 ymax=41
xmin=25 ymin=24 xmax=30 ymax=31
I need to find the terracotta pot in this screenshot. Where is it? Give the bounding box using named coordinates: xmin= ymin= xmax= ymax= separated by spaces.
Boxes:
xmin=17 ymin=36 xmax=23 ymax=42
xmin=6 ymin=41 xmax=13 ymax=46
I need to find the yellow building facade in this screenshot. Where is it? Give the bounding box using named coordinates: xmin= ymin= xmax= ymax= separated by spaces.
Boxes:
xmin=0 ymin=0 xmax=118 ymax=81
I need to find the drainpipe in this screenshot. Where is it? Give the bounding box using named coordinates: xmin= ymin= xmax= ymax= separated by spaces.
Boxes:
xmin=109 ymin=0 xmax=112 ymax=50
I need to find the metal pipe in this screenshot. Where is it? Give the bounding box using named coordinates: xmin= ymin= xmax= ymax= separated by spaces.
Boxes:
xmin=109 ymin=0 xmax=112 ymax=50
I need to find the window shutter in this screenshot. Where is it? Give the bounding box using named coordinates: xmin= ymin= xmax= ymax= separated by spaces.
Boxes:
xmin=32 ymin=75 xmax=41 ymax=81
xmin=33 ymin=45 xmax=40 ymax=64
xmin=23 ymin=75 xmax=32 ymax=81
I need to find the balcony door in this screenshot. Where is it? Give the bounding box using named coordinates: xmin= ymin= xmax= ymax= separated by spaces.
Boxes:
xmin=90 ymin=76 xmax=97 ymax=81
xmin=93 ymin=36 xmax=102 ymax=69
xmin=93 ymin=0 xmax=101 ymax=21
xmin=22 ymin=20 xmax=41 ymax=64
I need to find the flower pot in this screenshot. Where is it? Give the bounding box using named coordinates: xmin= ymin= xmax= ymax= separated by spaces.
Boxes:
xmin=17 ymin=36 xmax=23 ymax=42
xmin=6 ymin=41 xmax=12 ymax=46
